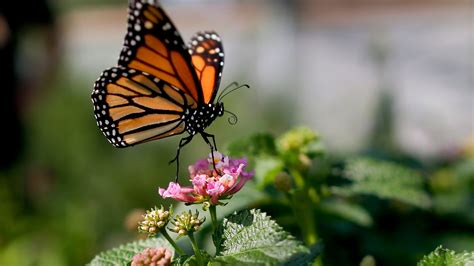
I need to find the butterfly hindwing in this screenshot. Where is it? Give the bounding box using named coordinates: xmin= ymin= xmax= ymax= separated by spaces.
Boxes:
xmin=118 ymin=0 xmax=204 ymax=103
xmin=189 ymin=31 xmax=225 ymax=104
xmin=91 ymin=66 xmax=195 ymax=147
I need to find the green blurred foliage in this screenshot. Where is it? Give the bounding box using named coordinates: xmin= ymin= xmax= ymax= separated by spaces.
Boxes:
xmin=224 ymin=128 xmax=474 ymax=266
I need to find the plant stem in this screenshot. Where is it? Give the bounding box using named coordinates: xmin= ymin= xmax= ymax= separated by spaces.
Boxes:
xmin=290 ymin=189 xmax=318 ymax=245
xmin=188 ymin=232 xmax=204 ymax=266
xmin=160 ymin=229 xmax=185 ymax=256
xmin=290 ymin=169 xmax=306 ymax=189
xmin=209 ymin=205 xmax=218 ymax=233
xmin=288 ymin=165 xmax=319 ymax=245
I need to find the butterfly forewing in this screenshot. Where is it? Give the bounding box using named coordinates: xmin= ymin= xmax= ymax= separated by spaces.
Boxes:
xmin=118 ymin=0 xmax=204 ymax=103
xmin=189 ymin=31 xmax=225 ymax=104
xmin=91 ymin=67 xmax=194 ymax=147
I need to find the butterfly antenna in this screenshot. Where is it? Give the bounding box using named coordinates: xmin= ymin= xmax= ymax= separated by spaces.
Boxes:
xmin=224 ymin=110 xmax=238 ymax=125
xmin=217 ymin=82 xmax=238 ymax=101
xmin=218 ymin=84 xmax=250 ymax=102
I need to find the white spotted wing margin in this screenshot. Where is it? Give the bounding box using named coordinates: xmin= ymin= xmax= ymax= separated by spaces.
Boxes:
xmin=188 ymin=31 xmax=225 ymax=104
xmin=91 ymin=66 xmax=193 ymax=147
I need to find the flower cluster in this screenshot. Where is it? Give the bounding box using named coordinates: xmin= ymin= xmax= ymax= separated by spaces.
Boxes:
xmin=170 ymin=210 xmax=205 ymax=236
xmin=138 ymin=206 xmax=171 ymax=236
xmin=131 ymin=247 xmax=172 ymax=266
xmin=159 ymin=152 xmax=253 ymax=205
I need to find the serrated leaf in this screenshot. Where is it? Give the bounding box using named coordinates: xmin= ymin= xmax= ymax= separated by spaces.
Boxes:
xmin=88 ymin=237 xmax=173 ymax=266
xmin=417 ymin=246 xmax=474 ymax=266
xmin=332 ymin=158 xmax=431 ymax=209
xmin=212 ymin=209 xmax=308 ymax=265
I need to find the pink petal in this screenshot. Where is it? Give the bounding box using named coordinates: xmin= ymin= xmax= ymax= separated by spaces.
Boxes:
xmin=219 ymin=173 xmax=236 ymax=188
xmin=158 ymin=182 xmax=198 ymax=203
xmin=158 ymin=182 xmax=181 ymax=198
xmin=206 ymin=181 xmax=225 ymax=197
xmin=227 ymin=172 xmax=253 ymax=195
xmin=192 ymin=174 xmax=208 ymax=195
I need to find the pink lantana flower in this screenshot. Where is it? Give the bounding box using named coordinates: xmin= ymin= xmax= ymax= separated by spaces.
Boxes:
xmin=159 ymin=152 xmax=253 ymax=205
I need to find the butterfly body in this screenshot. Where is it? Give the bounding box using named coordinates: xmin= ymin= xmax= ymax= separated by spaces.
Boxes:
xmin=183 ymin=103 xmax=224 ymax=136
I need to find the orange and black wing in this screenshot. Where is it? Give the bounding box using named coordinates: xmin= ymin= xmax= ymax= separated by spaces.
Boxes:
xmin=91 ymin=66 xmax=197 ymax=147
xmin=189 ymin=31 xmax=224 ymax=104
xmin=118 ymin=0 xmax=204 ymax=103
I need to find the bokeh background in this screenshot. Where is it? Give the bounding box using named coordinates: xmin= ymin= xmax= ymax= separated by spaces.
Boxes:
xmin=0 ymin=0 xmax=472 ymax=265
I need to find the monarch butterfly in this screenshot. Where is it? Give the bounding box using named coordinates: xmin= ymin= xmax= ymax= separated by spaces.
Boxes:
xmin=91 ymin=0 xmax=246 ymax=178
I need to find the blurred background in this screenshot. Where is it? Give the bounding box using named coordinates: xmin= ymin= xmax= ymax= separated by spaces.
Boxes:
xmin=0 ymin=0 xmax=472 ymax=265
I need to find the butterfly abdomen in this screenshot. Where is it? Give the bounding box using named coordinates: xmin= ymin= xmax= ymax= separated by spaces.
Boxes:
xmin=183 ymin=103 xmax=223 ymax=136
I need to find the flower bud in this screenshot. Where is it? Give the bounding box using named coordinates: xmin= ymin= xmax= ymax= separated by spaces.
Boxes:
xmin=131 ymin=247 xmax=172 ymax=266
xmin=138 ymin=206 xmax=171 ymax=236
xmin=202 ymin=201 xmax=211 ymax=211
xmin=277 ymin=127 xmax=318 ymax=153
xmin=277 ymin=127 xmax=325 ymax=160
xmin=274 ymin=172 xmax=293 ymax=192
xmin=170 ymin=210 xmax=205 ymax=236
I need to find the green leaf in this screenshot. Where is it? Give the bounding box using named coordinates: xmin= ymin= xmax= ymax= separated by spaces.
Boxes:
xmin=87 ymin=237 xmax=173 ymax=266
xmin=319 ymin=199 xmax=373 ymax=227
xmin=254 ymin=157 xmax=285 ymax=187
xmin=225 ymin=133 xmax=277 ymax=157
xmin=332 ymin=158 xmax=431 ymax=209
xmin=282 ymin=242 xmax=323 ymax=266
xmin=212 ymin=209 xmax=309 ymax=265
xmin=171 ymin=255 xmax=193 ymax=266
xmin=417 ymin=246 xmax=474 ymax=266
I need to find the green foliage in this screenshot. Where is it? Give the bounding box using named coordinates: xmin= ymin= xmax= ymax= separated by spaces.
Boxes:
xmin=332 ymin=157 xmax=431 ymax=208
xmin=226 ymin=133 xmax=277 ymax=157
xmin=417 ymin=246 xmax=474 ymax=266
xmin=212 ymin=209 xmax=312 ymax=265
xmin=429 ymin=158 xmax=474 ymax=223
xmin=226 ymin=133 xmax=283 ymax=187
xmin=222 ymin=129 xmax=474 ymax=265
xmin=276 ymin=127 xmax=324 ymax=162
xmin=282 ymin=243 xmax=323 ymax=266
xmin=226 ymin=128 xmax=325 ymax=189
xmin=254 ymin=157 xmax=285 ymax=187
xmin=319 ymin=199 xmax=373 ymax=227
xmin=88 ymin=237 xmax=173 ymax=266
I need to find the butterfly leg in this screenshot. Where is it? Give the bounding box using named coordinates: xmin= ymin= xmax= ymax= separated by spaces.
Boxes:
xmin=170 ymin=135 xmax=194 ymax=182
xmin=201 ymin=132 xmax=218 ymax=172
xmin=202 ymin=131 xmax=218 ymax=151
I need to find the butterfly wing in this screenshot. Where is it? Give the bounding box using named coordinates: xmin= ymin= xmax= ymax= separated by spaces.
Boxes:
xmin=92 ymin=66 xmax=196 ymax=147
xmin=189 ymin=31 xmax=225 ymax=104
xmin=118 ymin=0 xmax=204 ymax=104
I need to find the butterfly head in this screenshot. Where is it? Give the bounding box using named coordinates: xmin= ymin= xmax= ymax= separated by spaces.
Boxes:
xmin=216 ymin=102 xmax=224 ymax=117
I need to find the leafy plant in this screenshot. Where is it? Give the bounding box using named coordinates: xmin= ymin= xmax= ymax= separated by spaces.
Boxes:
xmin=84 ymin=127 xmax=473 ymax=265
xmin=213 ymin=209 xmax=308 ymax=265
xmin=88 ymin=153 xmax=318 ymax=265
xmin=332 ymin=157 xmax=431 ymax=208
xmin=417 ymin=246 xmax=474 ymax=266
